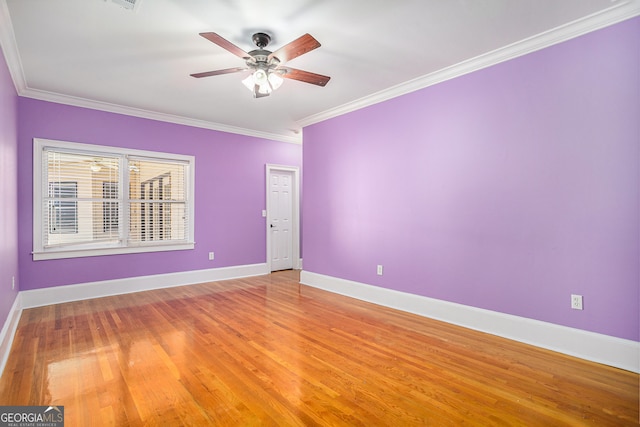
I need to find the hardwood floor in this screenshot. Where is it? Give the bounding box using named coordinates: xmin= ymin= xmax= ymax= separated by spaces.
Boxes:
xmin=0 ymin=270 xmax=637 ymax=426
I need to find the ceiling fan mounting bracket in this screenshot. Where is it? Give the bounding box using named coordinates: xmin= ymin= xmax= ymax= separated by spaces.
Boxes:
xmin=252 ymin=32 xmax=271 ymax=49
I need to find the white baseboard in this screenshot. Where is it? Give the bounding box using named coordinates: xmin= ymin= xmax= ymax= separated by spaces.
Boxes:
xmin=300 ymin=270 xmax=640 ymax=373
xmin=0 ymin=294 xmax=23 ymax=378
xmin=21 ymin=263 xmax=269 ymax=309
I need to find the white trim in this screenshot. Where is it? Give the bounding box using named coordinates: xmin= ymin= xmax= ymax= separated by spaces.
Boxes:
xmin=21 ymin=263 xmax=269 ymax=309
xmin=300 ymin=270 xmax=640 ymax=373
xmin=0 ymin=294 xmax=23 ymax=379
xmin=265 ymin=164 xmax=301 ymax=272
xmin=0 ymin=0 xmax=26 ymax=94
xmin=19 ymin=88 xmax=302 ymax=144
xmin=297 ymin=1 xmax=640 ymax=128
xmin=33 ymin=242 xmax=195 ymax=261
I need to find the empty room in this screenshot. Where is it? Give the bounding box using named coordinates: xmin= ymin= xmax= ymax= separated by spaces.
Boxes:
xmin=0 ymin=1 xmax=638 ymax=425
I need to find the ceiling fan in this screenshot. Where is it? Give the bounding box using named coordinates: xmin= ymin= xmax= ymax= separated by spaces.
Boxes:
xmin=190 ymin=32 xmax=330 ymax=98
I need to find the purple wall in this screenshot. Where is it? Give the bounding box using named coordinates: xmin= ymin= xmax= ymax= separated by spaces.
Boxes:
xmin=18 ymin=99 xmax=301 ymax=290
xmin=0 ymin=46 xmax=19 ymax=328
xmin=302 ymin=18 xmax=639 ymax=341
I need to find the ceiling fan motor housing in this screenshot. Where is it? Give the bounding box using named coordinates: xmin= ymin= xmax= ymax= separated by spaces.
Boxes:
xmin=247 ymin=50 xmax=280 ymax=68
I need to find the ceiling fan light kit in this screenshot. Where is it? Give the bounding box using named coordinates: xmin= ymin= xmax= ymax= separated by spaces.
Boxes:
xmin=191 ymin=31 xmax=330 ymax=98
xmin=241 ymin=69 xmax=284 ymax=98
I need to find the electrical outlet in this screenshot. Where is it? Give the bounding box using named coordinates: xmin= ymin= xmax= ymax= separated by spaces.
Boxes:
xmin=208 ymin=252 xmax=215 ymax=261
xmin=571 ymin=294 xmax=583 ymax=310
xmin=377 ymin=265 xmax=383 ymax=276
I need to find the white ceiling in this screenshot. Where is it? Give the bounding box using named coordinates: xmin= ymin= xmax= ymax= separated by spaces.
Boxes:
xmin=1 ymin=0 xmax=638 ymax=143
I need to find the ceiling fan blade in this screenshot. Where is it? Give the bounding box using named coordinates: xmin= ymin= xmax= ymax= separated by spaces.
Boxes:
xmin=280 ymin=67 xmax=331 ymax=87
xmin=190 ymin=67 xmax=247 ymax=78
xmin=199 ymin=32 xmax=250 ymax=59
xmin=268 ymin=33 xmax=321 ymax=63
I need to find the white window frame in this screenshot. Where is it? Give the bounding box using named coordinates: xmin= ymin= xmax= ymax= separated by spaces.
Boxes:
xmin=33 ymin=138 xmax=195 ymax=261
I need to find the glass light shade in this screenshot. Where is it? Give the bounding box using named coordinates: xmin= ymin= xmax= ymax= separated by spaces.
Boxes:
xmin=253 ymin=69 xmax=268 ymax=85
xmin=242 ymin=74 xmax=254 ymax=91
xmin=241 ymin=69 xmax=284 ymax=97
xmin=268 ymin=72 xmax=283 ymax=90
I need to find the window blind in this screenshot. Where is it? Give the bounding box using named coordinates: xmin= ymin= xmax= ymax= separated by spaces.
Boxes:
xmin=127 ymin=157 xmax=189 ymax=245
xmin=43 ymin=149 xmax=121 ymax=249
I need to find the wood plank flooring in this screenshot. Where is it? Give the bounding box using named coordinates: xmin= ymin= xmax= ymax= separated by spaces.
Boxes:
xmin=0 ymin=270 xmax=637 ymax=426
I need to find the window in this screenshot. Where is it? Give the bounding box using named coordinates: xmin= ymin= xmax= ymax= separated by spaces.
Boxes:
xmin=33 ymin=138 xmax=195 ymax=260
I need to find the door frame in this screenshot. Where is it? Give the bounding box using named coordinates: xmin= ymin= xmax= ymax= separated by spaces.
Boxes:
xmin=266 ymin=164 xmax=301 ymax=271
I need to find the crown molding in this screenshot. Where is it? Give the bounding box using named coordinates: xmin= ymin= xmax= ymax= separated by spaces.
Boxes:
xmin=0 ymin=0 xmax=26 ymax=93
xmin=19 ymin=87 xmax=302 ymax=144
xmin=297 ymin=0 xmax=640 ymax=128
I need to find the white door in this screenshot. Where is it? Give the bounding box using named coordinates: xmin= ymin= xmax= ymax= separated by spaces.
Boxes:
xmin=269 ymin=170 xmax=294 ymax=271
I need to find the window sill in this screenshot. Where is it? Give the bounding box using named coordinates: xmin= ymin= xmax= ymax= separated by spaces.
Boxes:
xmin=32 ymin=242 xmax=195 ymax=261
